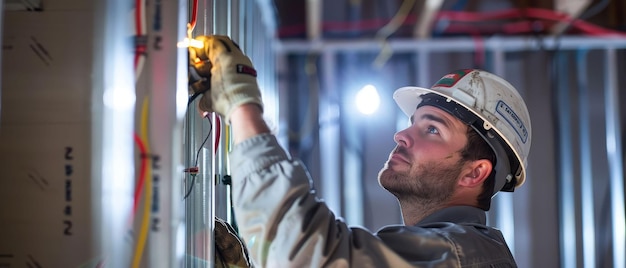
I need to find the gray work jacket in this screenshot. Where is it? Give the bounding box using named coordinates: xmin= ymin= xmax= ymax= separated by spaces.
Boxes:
xmin=231 ymin=134 xmax=517 ymax=268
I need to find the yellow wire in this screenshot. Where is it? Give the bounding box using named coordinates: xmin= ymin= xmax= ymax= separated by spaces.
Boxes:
xmin=132 ymin=97 xmax=153 ymax=268
xmin=225 ymin=124 xmax=231 ymax=152
xmin=373 ymin=0 xmax=416 ymax=68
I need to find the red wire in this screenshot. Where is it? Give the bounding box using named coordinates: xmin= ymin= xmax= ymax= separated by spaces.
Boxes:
xmin=214 ymin=115 xmax=221 ymax=155
xmin=277 ymin=7 xmax=626 ymax=38
xmin=133 ymin=133 xmax=148 ymax=218
xmin=502 ymin=21 xmax=539 ymax=34
xmin=438 ymin=8 xmax=626 ymax=37
xmin=134 ymin=0 xmax=143 ymax=69
xmin=190 ymin=0 xmax=198 ymax=30
xmin=437 ymin=9 xmax=525 ymax=22
xmin=472 ymin=34 xmax=485 ymax=67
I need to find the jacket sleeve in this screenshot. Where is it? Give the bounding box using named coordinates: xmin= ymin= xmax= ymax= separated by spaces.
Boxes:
xmin=229 ymin=134 xmax=459 ymax=268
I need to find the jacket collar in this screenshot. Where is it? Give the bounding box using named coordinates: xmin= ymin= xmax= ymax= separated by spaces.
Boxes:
xmin=417 ymin=206 xmax=487 ymax=226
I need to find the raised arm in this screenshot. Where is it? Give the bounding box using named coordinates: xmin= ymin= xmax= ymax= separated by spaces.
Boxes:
xmin=229 ymin=104 xmax=270 ymax=144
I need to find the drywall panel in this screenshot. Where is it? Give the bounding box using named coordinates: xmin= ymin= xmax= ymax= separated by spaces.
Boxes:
xmin=0 ymin=9 xmax=96 ymax=267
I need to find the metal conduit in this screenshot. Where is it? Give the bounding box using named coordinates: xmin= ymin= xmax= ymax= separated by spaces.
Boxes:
xmin=319 ymin=50 xmax=343 ymax=215
xmin=491 ymin=46 xmax=516 ymax=255
xmin=554 ymin=52 xmax=577 ymax=268
xmin=604 ymin=48 xmax=625 ymax=268
xmin=277 ymin=36 xmax=626 ymax=52
xmin=576 ymin=49 xmax=596 ymax=268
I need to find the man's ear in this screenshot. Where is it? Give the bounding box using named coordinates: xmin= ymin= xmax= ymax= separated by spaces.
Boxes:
xmin=459 ymin=159 xmax=493 ymax=188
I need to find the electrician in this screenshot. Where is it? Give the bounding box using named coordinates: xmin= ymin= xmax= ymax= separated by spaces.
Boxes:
xmin=190 ymin=35 xmax=532 ymax=267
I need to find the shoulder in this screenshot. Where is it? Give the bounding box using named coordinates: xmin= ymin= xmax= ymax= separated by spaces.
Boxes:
xmin=374 ymin=211 xmax=516 ymax=267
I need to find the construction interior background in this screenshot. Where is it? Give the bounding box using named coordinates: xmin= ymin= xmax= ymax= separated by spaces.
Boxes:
xmin=1 ymin=0 xmax=625 ymax=267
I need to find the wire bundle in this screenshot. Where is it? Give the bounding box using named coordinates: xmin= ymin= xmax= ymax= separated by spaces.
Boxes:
xmin=277 ymin=5 xmax=625 ymax=38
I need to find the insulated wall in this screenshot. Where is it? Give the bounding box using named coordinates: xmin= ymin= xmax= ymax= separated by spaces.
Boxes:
xmin=0 ymin=1 xmax=97 ymax=266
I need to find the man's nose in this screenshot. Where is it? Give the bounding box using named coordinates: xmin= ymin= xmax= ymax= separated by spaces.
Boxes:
xmin=393 ymin=128 xmax=412 ymax=148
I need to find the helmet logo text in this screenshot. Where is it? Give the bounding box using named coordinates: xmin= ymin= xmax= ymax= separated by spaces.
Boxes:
xmin=496 ymin=101 xmax=528 ymax=143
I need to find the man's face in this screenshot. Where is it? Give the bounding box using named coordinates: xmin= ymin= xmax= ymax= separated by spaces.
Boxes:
xmin=378 ymin=105 xmax=470 ymax=203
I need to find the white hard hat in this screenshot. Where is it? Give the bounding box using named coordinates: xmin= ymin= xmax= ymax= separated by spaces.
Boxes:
xmin=393 ymin=69 xmax=532 ymax=193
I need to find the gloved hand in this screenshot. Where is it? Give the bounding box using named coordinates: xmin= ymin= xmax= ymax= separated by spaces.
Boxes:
xmin=214 ymin=217 xmax=252 ymax=267
xmin=188 ymin=35 xmax=263 ymax=122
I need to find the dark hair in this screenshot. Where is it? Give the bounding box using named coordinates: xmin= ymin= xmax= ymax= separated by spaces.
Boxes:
xmin=459 ymin=127 xmax=497 ymax=211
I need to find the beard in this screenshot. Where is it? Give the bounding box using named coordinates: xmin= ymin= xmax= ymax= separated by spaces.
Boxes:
xmin=378 ymin=152 xmax=464 ymax=206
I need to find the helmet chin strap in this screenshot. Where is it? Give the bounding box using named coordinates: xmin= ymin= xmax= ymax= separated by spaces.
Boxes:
xmin=417 ymin=93 xmax=519 ymax=194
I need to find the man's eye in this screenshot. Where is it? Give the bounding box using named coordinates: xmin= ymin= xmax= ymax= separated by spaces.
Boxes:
xmin=427 ymin=126 xmax=439 ymax=134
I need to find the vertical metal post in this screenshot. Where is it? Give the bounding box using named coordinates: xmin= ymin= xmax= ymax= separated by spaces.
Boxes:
xmin=320 ymin=50 xmax=342 ymax=214
xmin=406 ymin=47 xmax=430 ymax=132
xmin=417 ymin=47 xmax=430 ymax=86
xmin=556 ymin=52 xmax=577 ymax=268
xmin=491 ymin=45 xmax=515 ymax=255
xmin=201 ymin=0 xmax=212 ymax=36
xmin=184 ymin=110 xmax=198 ymax=264
xmin=605 ymin=48 xmax=625 ymax=268
xmin=576 ymin=49 xmax=596 ymax=268
xmin=342 ymin=54 xmax=364 ymax=226
xmin=275 ymin=50 xmax=289 ymax=148
xmin=92 ymin=0 xmax=135 ymax=266
xmin=213 ymin=0 xmax=227 ymax=34
xmin=211 ymin=0 xmax=229 ymax=223
xmin=306 ymin=0 xmax=322 ymax=41
xmin=147 ymin=0 xmax=188 ymax=265
xmin=183 ymin=0 xmax=214 ymax=266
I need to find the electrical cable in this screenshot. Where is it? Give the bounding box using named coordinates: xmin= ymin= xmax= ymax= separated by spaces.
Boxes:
xmin=183 ymin=0 xmax=206 ymax=199
xmin=187 ymin=89 xmax=208 ymax=107
xmin=213 ymin=115 xmax=222 ymax=155
xmin=372 ymin=0 xmax=416 ymax=68
xmin=277 ymin=7 xmax=626 ymax=38
xmin=132 ymin=98 xmax=153 ymax=268
xmin=130 ymin=1 xmax=149 ymax=262
xmin=132 ymin=133 xmax=148 ymax=219
xmin=187 ymin=0 xmax=199 ymax=39
xmin=129 ymin=0 xmax=198 ymax=264
xmin=134 ymin=0 xmax=147 ymax=79
xmin=131 ymin=0 xmax=149 ymax=223
xmin=472 ymin=34 xmax=485 ymax=69
xmin=183 ymin=115 xmax=212 ymax=200
xmin=129 ymin=1 xmax=148 ymax=265
xmin=181 ymin=0 xmax=202 ymax=201
xmin=223 ymin=120 xmax=241 ymax=232
xmin=579 ymin=0 xmax=610 ymax=20
xmin=183 ymin=0 xmax=212 ymax=198
xmin=553 ymin=0 xmax=612 ymax=52
xmin=438 ymin=8 xmax=626 ymax=36
xmin=189 ymin=0 xmax=198 ymax=31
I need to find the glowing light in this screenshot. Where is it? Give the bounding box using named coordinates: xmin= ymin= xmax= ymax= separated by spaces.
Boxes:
xmin=355 ymin=84 xmax=380 ymax=115
xmin=177 ymin=38 xmax=203 ymax=48
xmin=103 ymin=87 xmax=136 ymax=111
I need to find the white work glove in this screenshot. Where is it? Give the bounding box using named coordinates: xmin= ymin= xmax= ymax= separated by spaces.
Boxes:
xmin=189 ymin=35 xmax=263 ymax=122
